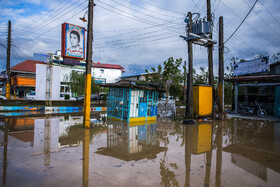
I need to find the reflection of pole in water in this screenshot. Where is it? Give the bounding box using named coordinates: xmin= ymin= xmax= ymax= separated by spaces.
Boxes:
xmin=44 ymin=119 xmax=51 ymax=166
xmin=215 ymin=122 xmax=223 ymax=187
xmin=2 ymin=119 xmax=10 ymax=185
xmin=184 ymin=125 xmax=193 ymax=187
xmin=83 ymin=129 xmax=90 ymax=187
xmin=204 ymin=124 xmax=213 ymax=187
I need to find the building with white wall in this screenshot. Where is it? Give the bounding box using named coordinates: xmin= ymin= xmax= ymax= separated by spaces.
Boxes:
xmin=6 ymin=50 xmax=124 ymax=99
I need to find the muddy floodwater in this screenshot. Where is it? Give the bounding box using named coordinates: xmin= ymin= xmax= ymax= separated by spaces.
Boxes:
xmin=0 ymin=114 xmax=280 ymax=187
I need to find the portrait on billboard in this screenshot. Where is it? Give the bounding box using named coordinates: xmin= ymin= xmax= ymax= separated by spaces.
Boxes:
xmin=62 ymin=23 xmax=85 ymax=59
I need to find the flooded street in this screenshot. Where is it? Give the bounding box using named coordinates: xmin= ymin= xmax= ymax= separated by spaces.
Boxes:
xmin=0 ymin=114 xmax=280 ymax=186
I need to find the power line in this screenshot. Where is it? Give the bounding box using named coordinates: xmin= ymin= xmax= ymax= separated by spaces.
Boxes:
xmin=16 ymin=0 xmax=86 ymax=37
xmin=107 ymin=0 xmax=175 ymax=22
xmin=11 ymin=47 xmax=22 ymax=65
xmin=94 ymin=38 xmax=183 ymax=52
xmin=133 ymin=0 xmax=185 ymax=16
xmin=213 ymin=17 xmax=256 ymax=55
xmin=242 ymin=0 xmax=280 ymax=39
xmin=121 ymin=0 xmax=181 ymax=19
xmin=95 ymin=19 xmax=184 ymax=41
xmin=18 ymin=0 xmax=72 ymax=34
xmin=96 ymin=2 xmax=184 ymax=34
xmin=221 ymin=0 xmax=275 ymax=45
xmin=12 ymin=41 xmax=31 ymax=59
xmin=258 ymin=0 xmax=280 ymax=26
xmin=95 ymin=32 xmax=179 ymax=48
xmin=16 ymin=6 xmax=87 ymax=43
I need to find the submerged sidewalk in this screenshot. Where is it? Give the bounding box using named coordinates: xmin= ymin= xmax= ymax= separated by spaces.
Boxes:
xmin=0 ymin=106 xmax=107 ymax=117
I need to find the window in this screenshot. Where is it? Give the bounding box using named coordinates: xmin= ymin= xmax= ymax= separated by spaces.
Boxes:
xmin=60 ymin=86 xmax=64 ymax=92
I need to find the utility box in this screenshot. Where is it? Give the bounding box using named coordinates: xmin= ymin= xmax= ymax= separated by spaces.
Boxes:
xmin=193 ymin=85 xmax=212 ymax=116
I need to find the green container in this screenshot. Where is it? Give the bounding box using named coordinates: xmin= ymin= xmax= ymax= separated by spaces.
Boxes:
xmin=274 ymin=86 xmax=280 ymax=118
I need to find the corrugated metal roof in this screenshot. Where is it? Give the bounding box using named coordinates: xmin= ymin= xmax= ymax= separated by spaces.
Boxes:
xmin=11 ymin=60 xmax=45 ymax=73
xmin=92 ymin=62 xmax=124 ymax=69
xmin=225 ymin=74 xmax=280 ymax=82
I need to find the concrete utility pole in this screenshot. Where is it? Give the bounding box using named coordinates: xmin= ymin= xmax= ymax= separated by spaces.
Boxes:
xmin=218 ymin=16 xmax=224 ymax=119
xmin=83 ymin=0 xmax=94 ymax=128
xmin=186 ymin=12 xmax=194 ymax=119
xmin=207 ymin=0 xmax=214 ymax=110
xmin=5 ymin=21 xmax=11 ymax=100
xmin=46 ymin=53 xmax=53 ymax=106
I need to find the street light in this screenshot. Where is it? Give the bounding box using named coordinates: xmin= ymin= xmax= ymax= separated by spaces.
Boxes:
xmin=79 ymin=12 xmax=88 ymax=22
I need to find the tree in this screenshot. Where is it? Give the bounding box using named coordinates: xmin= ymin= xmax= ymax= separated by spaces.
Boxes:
xmin=162 ymin=57 xmax=183 ymax=99
xmin=193 ymin=67 xmax=209 ymax=85
xmin=65 ymin=70 xmax=101 ymax=96
xmin=144 ymin=57 xmax=184 ymax=100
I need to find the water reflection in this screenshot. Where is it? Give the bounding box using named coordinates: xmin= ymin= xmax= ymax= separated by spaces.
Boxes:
xmin=0 ymin=114 xmax=106 ymax=186
xmin=223 ymin=120 xmax=280 ymax=182
xmin=0 ymin=116 xmax=280 ymax=186
xmin=96 ymin=121 xmax=166 ymax=161
xmin=83 ymin=129 xmax=90 ymax=187
xmin=183 ymin=123 xmax=214 ymax=187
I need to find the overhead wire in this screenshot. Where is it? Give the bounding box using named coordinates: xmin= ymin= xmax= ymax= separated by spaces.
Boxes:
xmin=213 ymin=17 xmax=255 ymax=55
xmin=220 ymin=0 xmax=275 ymax=45
xmin=107 ymin=0 xmax=177 ymax=22
xmin=15 ymin=6 xmax=87 ymax=44
xmin=18 ymin=0 xmax=72 ymax=34
xmin=95 ymin=18 xmax=184 ymax=41
xmin=97 ymin=1 xmax=184 ymax=33
xmin=132 ymin=0 xmax=185 ymax=16
xmin=224 ymin=0 xmax=258 ymax=44
xmin=242 ymin=0 xmax=280 ymax=39
xmin=16 ymin=0 xmax=86 ymax=37
xmin=121 ymin=0 xmax=181 ymax=19
xmin=11 ymin=47 xmax=22 ymax=65
xmin=258 ymin=0 xmax=280 ymax=26
xmin=12 ymin=41 xmax=32 ymax=59
xmin=95 ymin=31 xmax=179 ymax=48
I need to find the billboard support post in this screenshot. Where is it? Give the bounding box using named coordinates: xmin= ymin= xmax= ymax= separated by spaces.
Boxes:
xmin=83 ymin=0 xmax=94 ymax=128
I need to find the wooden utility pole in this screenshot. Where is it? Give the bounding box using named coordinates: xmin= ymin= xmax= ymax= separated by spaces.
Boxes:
xmin=183 ymin=60 xmax=187 ymax=102
xmin=5 ymin=21 xmax=11 ymax=100
xmin=207 ymin=0 xmax=214 ymax=113
xmin=186 ymin=12 xmax=194 ymax=119
xmin=218 ymin=16 xmax=224 ymax=119
xmin=83 ymin=0 xmax=94 ymax=128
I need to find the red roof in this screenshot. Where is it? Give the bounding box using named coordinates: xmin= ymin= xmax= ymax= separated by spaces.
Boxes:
xmin=92 ymin=62 xmax=124 ymax=70
xmin=11 ymin=60 xmax=45 ymax=73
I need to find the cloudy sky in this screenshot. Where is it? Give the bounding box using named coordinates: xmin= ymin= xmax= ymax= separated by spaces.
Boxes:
xmin=0 ymin=0 xmax=279 ymax=76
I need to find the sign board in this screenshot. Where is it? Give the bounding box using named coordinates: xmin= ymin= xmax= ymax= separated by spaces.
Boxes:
xmin=233 ymin=57 xmax=269 ymax=76
xmin=63 ymin=57 xmax=81 ymax=66
xmin=0 ymin=73 xmax=8 ymax=79
xmin=61 ymin=23 xmax=85 ymax=59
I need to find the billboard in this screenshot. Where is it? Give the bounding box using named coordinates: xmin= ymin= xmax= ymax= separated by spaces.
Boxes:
xmin=61 ymin=23 xmax=85 ymax=59
xmin=233 ymin=57 xmax=269 ymax=76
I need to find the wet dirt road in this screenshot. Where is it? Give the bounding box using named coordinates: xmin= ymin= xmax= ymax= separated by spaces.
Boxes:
xmin=0 ymin=114 xmax=279 ymax=186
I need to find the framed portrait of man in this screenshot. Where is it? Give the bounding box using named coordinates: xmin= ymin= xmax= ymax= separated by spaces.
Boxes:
xmin=62 ymin=23 xmax=85 ymax=59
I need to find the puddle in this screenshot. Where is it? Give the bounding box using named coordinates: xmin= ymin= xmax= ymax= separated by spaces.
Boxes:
xmin=0 ymin=115 xmax=279 ymax=186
